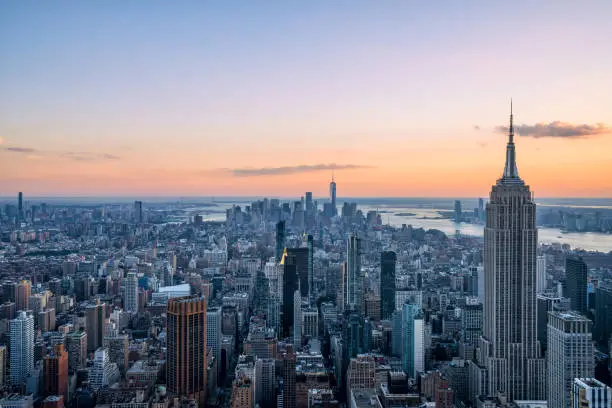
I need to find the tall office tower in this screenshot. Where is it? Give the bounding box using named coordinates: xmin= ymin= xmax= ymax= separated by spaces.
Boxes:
xmin=124 ymin=272 xmax=139 ymax=313
xmin=478 ymin=198 xmax=485 ymax=221
xmin=571 ymin=378 xmax=612 ymax=408
xmin=329 ymin=175 xmax=337 ymax=216
xmin=254 ymin=358 xmax=276 ymax=408
xmin=380 ymin=251 xmax=397 ymax=319
xmin=566 ymin=256 xmax=588 ymax=315
xmin=594 ymin=286 xmax=612 ymax=347
xmin=167 ymin=296 xmax=207 ymax=404
xmin=65 ymin=330 xmax=87 ymax=372
xmin=536 ymin=255 xmax=547 ymax=293
xmin=548 ymin=311 xmax=594 ymax=408
xmin=343 ymin=312 xmax=365 ymax=361
xmin=401 ymin=303 xmax=424 ymax=378
xmin=0 ymin=346 xmax=6 ymax=387
xmin=462 ymin=298 xmax=483 ymax=345
xmin=86 ymin=300 xmax=106 ymax=352
xmin=43 ymin=344 xmax=68 ymax=400
xmin=18 ymin=191 xmax=23 ymax=220
xmin=293 ymin=290 xmax=301 ymax=347
xmin=454 ymin=200 xmax=462 ymax=222
xmin=536 ymin=294 xmax=563 ymax=354
xmin=346 ymin=234 xmax=362 ymax=312
xmin=281 ymin=253 xmax=298 ymax=339
xmin=275 ymin=221 xmax=286 ymax=262
xmin=10 ymin=311 xmax=34 ymax=386
xmin=134 ymin=200 xmax=143 ymax=223
xmin=15 ymin=280 xmax=32 ymax=312
xmin=337 ymin=262 xmax=346 ymax=314
xmin=91 ymin=348 xmax=120 ymax=389
xmin=284 ymin=248 xmax=309 ymax=300
xmin=307 ymin=234 xmax=314 ymax=304
xmin=282 ymin=345 xmax=297 ymax=408
xmin=481 ymin=103 xmax=545 ymax=401
xmin=207 ymin=307 xmax=222 ymax=365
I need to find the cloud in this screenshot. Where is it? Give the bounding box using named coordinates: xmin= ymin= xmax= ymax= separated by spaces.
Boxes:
xmin=2 ymin=146 xmax=120 ymax=161
xmin=4 ymin=146 xmax=38 ymax=153
xmin=230 ymin=163 xmax=372 ymax=177
xmin=0 ymin=136 xmax=4 ymax=145
xmin=496 ymin=121 xmax=611 ymax=138
xmin=60 ymin=152 xmax=120 ymax=161
xmin=473 ymin=125 xmax=481 ymax=131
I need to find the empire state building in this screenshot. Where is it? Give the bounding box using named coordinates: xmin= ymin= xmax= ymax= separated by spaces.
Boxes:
xmin=479 ymin=103 xmax=546 ymax=401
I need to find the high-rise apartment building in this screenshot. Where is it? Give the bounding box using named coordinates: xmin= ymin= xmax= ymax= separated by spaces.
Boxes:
xmin=10 ymin=311 xmax=35 ymax=386
xmin=43 ymin=344 xmax=68 ymax=400
xmin=18 ymin=192 xmax=23 ymax=220
xmin=134 ymin=200 xmax=143 ymax=223
xmin=329 ymin=175 xmax=337 ymax=216
xmin=346 ymin=234 xmax=362 ymax=312
xmin=571 ymin=378 xmax=611 ymax=408
xmin=566 ymin=256 xmax=588 ymax=315
xmin=480 ymin=104 xmax=545 ymax=400
xmin=91 ymin=348 xmax=120 ymax=389
xmin=167 ymin=296 xmax=207 ymax=404
xmin=548 ymin=311 xmax=594 ymax=408
xmin=124 ymin=272 xmax=139 ymax=313
xmin=380 ymin=251 xmax=396 ymax=320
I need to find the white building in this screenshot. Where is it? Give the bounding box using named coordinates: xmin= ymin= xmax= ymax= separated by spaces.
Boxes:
xmin=302 ymin=308 xmax=318 ymax=338
xmin=10 ymin=311 xmax=34 ymax=386
xmin=124 ymin=272 xmax=139 ymax=313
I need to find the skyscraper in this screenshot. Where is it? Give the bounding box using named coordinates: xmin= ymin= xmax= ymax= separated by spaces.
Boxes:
xmin=547 ymin=311 xmax=594 ymax=408
xmin=10 ymin=311 xmax=35 ymax=386
xmin=307 ymin=234 xmax=314 ymax=304
xmin=124 ymin=272 xmax=139 ymax=313
xmin=454 ymin=200 xmax=462 ymax=222
xmin=281 ymin=252 xmax=299 ymax=339
xmin=380 ymin=251 xmax=397 ymax=319
xmin=134 ymin=200 xmax=143 ymax=223
xmin=329 ymin=175 xmax=337 ymax=216
xmin=207 ymin=307 xmax=222 ymax=366
xmin=536 ymin=255 xmax=547 ymax=293
xmin=481 ymin=103 xmax=545 ymax=400
xmin=254 ymin=358 xmax=275 ymax=408
xmin=275 ymin=221 xmax=285 ymax=262
xmin=346 ymin=234 xmax=362 ymax=312
xmin=285 ymin=248 xmax=309 ymax=300
xmin=566 ymin=255 xmax=588 ymax=315
xmin=401 ymin=303 xmax=424 ymax=378
xmin=65 ymin=330 xmax=87 ymax=372
xmin=18 ymin=192 xmax=23 ymax=221
xmin=86 ymin=300 xmax=106 ymax=352
xmin=167 ymin=296 xmax=207 ymax=404
xmin=282 ymin=346 xmax=297 ymax=408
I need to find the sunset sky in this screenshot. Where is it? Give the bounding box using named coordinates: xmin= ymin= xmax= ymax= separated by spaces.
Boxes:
xmin=1 ymin=1 xmax=611 ymax=197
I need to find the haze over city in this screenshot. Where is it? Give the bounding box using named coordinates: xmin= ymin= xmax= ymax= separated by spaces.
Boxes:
xmin=1 ymin=1 xmax=612 ymax=197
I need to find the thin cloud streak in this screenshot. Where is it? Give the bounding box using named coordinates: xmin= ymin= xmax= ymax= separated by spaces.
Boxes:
xmin=2 ymin=146 xmax=121 ymax=161
xmin=496 ymin=121 xmax=611 ymax=138
xmin=230 ymin=163 xmax=372 ymax=177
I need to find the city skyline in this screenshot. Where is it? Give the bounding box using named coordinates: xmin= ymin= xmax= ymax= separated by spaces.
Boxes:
xmin=1 ymin=1 xmax=612 ymax=197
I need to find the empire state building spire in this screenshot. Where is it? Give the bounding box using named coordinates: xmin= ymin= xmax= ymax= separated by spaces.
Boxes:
xmin=501 ymin=99 xmax=522 ymax=184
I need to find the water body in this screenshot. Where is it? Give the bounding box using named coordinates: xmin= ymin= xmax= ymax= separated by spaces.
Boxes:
xmin=360 ymin=205 xmax=612 ymax=253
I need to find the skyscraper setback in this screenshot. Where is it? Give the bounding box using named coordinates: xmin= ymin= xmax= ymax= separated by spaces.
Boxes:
xmin=480 ymin=103 xmax=545 ymax=400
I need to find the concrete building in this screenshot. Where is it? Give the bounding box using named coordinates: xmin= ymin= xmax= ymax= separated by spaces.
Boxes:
xmin=90 ymin=348 xmax=120 ymax=389
xmin=124 ymin=272 xmax=139 ymax=313
xmin=548 ymin=311 xmax=594 ymax=408
xmin=43 ymin=344 xmax=68 ymax=400
xmin=65 ymin=330 xmax=87 ymax=372
xmin=571 ymin=378 xmax=611 ymax=408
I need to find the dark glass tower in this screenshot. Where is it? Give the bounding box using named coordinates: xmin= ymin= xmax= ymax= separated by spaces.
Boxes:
xmin=380 ymin=251 xmax=397 ymax=319
xmin=480 ymin=102 xmax=545 ymax=400
xmin=565 ymin=255 xmax=588 ymax=315
xmin=307 ymin=234 xmax=314 ymax=305
xmin=275 ymin=221 xmax=285 ymax=262
xmin=285 ymin=248 xmax=309 ymax=299
xmin=281 ymin=253 xmax=298 ymax=339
